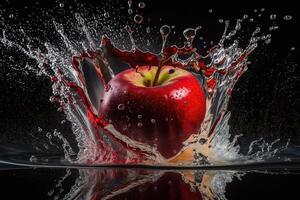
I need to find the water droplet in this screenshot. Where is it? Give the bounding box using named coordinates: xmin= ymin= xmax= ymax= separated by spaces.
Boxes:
xmin=9 ymin=14 xmax=14 ymax=18
xmin=270 ymin=14 xmax=276 ymax=20
xmin=290 ymin=47 xmax=295 ymax=51
xmin=146 ymin=39 xmax=150 ymax=46
xmin=208 ymin=9 xmax=213 ymax=13
xmin=128 ymin=9 xmax=133 ymax=15
xmin=137 ymin=122 xmax=143 ymax=127
xmin=249 ymin=18 xmax=254 ymax=22
xmin=30 ymin=155 xmax=37 ymax=162
xmin=137 ymin=114 xmax=142 ymax=119
xmin=134 ymin=14 xmax=143 ymax=24
xmin=125 ymin=25 xmax=133 ymax=33
xmin=37 ymin=127 xmax=43 ymax=132
xmin=183 ymin=27 xmax=200 ymax=43
xmin=118 ymin=104 xmax=125 ymax=110
xmin=265 ymin=39 xmax=271 ymax=44
xmin=138 ymin=2 xmax=145 ymax=8
xmin=59 ymin=3 xmax=64 ymax=8
xmin=146 ymin=27 xmax=150 ymax=33
xmin=168 ymin=68 xmax=175 ymax=74
xmin=258 ymin=13 xmax=262 ymax=17
xmin=283 ymin=15 xmax=292 ymax=21
xmin=151 ymin=119 xmax=156 ymax=124
xmin=254 ymin=9 xmax=258 ymax=13
xmin=218 ymin=19 xmax=224 ymax=23
xmin=128 ymin=0 xmax=132 ymax=7
xmin=160 ymin=25 xmax=171 ymax=37
xmin=104 ymin=12 xmax=110 ymax=18
xmin=260 ymin=8 xmax=265 ymax=12
xmin=199 ymin=138 xmax=207 ymax=144
xmin=243 ymin=14 xmax=248 ymax=19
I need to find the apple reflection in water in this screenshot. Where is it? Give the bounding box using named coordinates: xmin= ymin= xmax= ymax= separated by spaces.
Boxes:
xmin=56 ymin=169 xmax=238 ymax=200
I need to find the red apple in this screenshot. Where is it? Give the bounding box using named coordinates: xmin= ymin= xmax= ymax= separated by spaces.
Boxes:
xmin=99 ymin=66 xmax=206 ymax=158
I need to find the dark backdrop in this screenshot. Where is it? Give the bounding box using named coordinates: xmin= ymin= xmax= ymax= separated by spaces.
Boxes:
xmin=0 ymin=1 xmax=299 ymax=200
xmin=0 ymin=0 xmax=299 ymax=149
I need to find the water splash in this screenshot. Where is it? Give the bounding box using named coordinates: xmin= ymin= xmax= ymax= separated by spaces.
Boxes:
xmin=0 ymin=7 xmax=293 ymax=167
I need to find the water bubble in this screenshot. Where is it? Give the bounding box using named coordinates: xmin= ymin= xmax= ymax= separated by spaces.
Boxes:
xmin=59 ymin=3 xmax=64 ymax=8
xmin=208 ymin=9 xmax=213 ymax=13
xmin=258 ymin=14 xmax=262 ymax=17
xmin=134 ymin=14 xmax=143 ymax=24
xmin=151 ymin=119 xmax=156 ymax=124
xmin=183 ymin=27 xmax=200 ymax=43
xmin=118 ymin=104 xmax=125 ymax=110
xmin=104 ymin=12 xmax=110 ymax=18
xmin=137 ymin=122 xmax=143 ymax=127
xmin=254 ymin=9 xmax=258 ymax=13
xmin=128 ymin=9 xmax=133 ymax=15
xmin=9 ymin=14 xmax=14 ymax=18
xmin=243 ymin=14 xmax=248 ymax=19
xmin=249 ymin=18 xmax=254 ymax=22
xmin=260 ymin=8 xmax=265 ymax=12
xmin=160 ymin=25 xmax=171 ymax=36
xmin=218 ymin=19 xmax=224 ymax=23
xmin=183 ymin=28 xmax=196 ymax=40
xmin=138 ymin=2 xmax=145 ymax=8
xmin=283 ymin=15 xmax=292 ymax=21
xmin=37 ymin=127 xmax=43 ymax=132
xmin=199 ymin=138 xmax=207 ymax=144
xmin=168 ymin=68 xmax=175 ymax=74
xmin=270 ymin=14 xmax=276 ymax=20
xmin=290 ymin=47 xmax=295 ymax=51
xmin=146 ymin=27 xmax=150 ymax=33
xmin=146 ymin=39 xmax=150 ymax=46
xmin=137 ymin=114 xmax=142 ymax=119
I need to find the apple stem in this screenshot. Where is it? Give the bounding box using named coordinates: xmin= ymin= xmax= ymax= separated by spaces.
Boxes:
xmin=152 ymin=65 xmax=162 ymax=86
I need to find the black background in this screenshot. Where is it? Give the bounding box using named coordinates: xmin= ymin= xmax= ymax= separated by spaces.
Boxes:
xmin=0 ymin=0 xmax=299 ymax=199
xmin=0 ymin=0 xmax=299 ymax=147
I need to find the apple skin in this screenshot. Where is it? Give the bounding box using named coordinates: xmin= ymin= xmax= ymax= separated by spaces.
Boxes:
xmin=99 ymin=66 xmax=206 ymax=158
